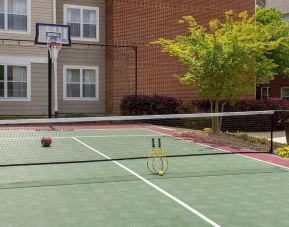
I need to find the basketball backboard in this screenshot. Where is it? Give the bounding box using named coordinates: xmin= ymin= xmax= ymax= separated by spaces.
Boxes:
xmin=35 ymin=23 xmax=71 ymax=46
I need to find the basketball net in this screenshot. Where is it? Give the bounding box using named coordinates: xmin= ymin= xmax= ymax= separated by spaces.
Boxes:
xmin=48 ymin=42 xmax=62 ymax=63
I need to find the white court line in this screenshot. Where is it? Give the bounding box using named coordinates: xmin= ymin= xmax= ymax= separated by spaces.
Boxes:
xmin=0 ymin=134 xmax=158 ymax=141
xmin=145 ymin=128 xmax=289 ymax=171
xmin=0 ymin=127 xmax=148 ymax=133
xmin=72 ymin=137 xmax=221 ymax=227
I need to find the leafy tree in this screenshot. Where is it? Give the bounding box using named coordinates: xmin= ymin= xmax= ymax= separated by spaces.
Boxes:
xmin=152 ymin=11 xmax=287 ymax=132
xmin=256 ymin=7 xmax=283 ymax=24
xmin=256 ymin=7 xmax=289 ymax=75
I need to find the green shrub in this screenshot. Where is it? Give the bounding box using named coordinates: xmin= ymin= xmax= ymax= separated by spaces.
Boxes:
xmin=228 ymin=132 xmax=269 ymax=145
xmin=276 ymin=146 xmax=289 ymax=158
xmin=258 ymin=137 xmax=269 ymax=145
xmin=238 ymin=132 xmax=249 ymax=140
xmin=203 ymin=128 xmax=213 ymax=133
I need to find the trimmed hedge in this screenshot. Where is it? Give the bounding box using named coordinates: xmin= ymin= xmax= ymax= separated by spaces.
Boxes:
xmin=121 ymin=96 xmax=289 ymax=131
xmin=191 ymin=98 xmax=289 ymax=131
xmin=121 ymin=96 xmax=289 ymax=115
xmin=120 ymin=95 xmax=186 ymax=115
xmin=191 ymin=99 xmax=289 ymax=112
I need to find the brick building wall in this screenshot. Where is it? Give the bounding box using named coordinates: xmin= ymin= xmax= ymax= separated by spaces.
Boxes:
xmin=256 ymin=0 xmax=289 ymax=100
xmin=256 ymin=76 xmax=289 ymax=100
xmin=267 ymin=76 xmax=289 ymax=98
xmin=105 ymin=0 xmax=255 ymax=114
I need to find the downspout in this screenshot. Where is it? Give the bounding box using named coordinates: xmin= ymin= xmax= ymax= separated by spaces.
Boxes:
xmin=52 ymin=0 xmax=58 ymax=117
xmin=53 ymin=0 xmax=56 ymax=23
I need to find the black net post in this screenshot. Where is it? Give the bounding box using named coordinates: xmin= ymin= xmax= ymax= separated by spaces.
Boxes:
xmin=270 ymin=112 xmax=274 ymax=154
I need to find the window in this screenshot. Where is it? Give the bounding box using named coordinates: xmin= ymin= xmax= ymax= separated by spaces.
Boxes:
xmin=282 ymin=15 xmax=289 ymax=23
xmin=282 ymin=87 xmax=289 ymax=100
xmin=0 ymin=0 xmax=30 ymax=32
xmin=0 ymin=64 xmax=30 ymax=100
xmin=64 ymin=5 xmax=99 ymax=41
xmin=0 ymin=0 xmax=4 ymax=29
xmin=261 ymin=87 xmax=269 ymax=99
xmin=64 ymin=66 xmax=99 ymax=100
xmin=0 ymin=65 xmax=4 ymax=97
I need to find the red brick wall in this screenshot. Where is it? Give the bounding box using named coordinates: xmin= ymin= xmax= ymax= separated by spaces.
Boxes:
xmin=105 ymin=0 xmax=255 ymax=114
xmin=270 ymin=76 xmax=289 ymax=98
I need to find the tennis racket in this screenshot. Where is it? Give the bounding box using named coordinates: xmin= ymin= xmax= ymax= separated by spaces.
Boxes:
xmin=147 ymin=138 xmax=168 ymax=174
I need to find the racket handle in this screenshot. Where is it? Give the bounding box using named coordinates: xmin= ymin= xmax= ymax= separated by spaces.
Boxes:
xmin=158 ymin=138 xmax=161 ymax=148
xmin=152 ymin=138 xmax=155 ymax=148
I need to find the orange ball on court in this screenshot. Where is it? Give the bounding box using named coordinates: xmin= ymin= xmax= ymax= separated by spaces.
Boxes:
xmin=41 ymin=136 xmax=52 ymax=147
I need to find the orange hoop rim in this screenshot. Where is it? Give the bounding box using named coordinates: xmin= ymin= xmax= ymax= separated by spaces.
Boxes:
xmin=47 ymin=41 xmax=63 ymax=47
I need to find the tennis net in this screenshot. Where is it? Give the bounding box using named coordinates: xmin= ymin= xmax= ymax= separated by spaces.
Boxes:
xmin=0 ymin=110 xmax=275 ymax=167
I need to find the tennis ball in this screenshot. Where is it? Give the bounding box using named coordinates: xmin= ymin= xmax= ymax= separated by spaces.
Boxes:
xmin=159 ymin=171 xmax=164 ymax=176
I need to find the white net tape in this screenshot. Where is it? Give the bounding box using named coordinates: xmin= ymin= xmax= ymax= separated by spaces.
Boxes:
xmin=48 ymin=43 xmax=62 ymax=63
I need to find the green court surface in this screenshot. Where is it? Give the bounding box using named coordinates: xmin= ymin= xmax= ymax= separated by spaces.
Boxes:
xmin=0 ymin=128 xmax=289 ymax=227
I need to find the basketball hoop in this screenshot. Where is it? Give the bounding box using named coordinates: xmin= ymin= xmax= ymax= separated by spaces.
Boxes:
xmin=35 ymin=23 xmax=71 ymax=118
xmin=47 ymin=41 xmax=62 ymax=63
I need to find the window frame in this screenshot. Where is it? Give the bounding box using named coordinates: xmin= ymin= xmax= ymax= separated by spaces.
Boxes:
xmin=63 ymin=4 xmax=99 ymax=42
xmin=281 ymin=87 xmax=289 ymax=99
xmin=63 ymin=65 xmax=99 ymax=101
xmin=261 ymin=87 xmax=269 ymax=99
xmin=0 ymin=63 xmax=31 ymax=101
xmin=0 ymin=0 xmax=31 ymax=34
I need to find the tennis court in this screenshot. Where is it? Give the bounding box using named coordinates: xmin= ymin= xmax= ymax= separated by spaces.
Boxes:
xmin=0 ymin=112 xmax=289 ymax=227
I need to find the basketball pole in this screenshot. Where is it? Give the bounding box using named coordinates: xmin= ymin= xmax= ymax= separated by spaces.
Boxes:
xmin=48 ymin=51 xmax=52 ymax=118
xmin=53 ymin=56 xmax=59 ymax=118
xmin=48 ymin=42 xmax=61 ymax=119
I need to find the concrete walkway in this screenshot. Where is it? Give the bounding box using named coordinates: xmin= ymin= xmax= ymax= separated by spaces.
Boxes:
xmin=248 ymin=131 xmax=287 ymax=144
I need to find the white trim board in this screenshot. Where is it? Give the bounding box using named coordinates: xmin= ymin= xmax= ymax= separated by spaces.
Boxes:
xmin=0 ymin=56 xmax=48 ymax=64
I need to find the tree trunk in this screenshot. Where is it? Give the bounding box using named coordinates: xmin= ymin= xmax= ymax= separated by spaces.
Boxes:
xmin=210 ymin=99 xmax=222 ymax=133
